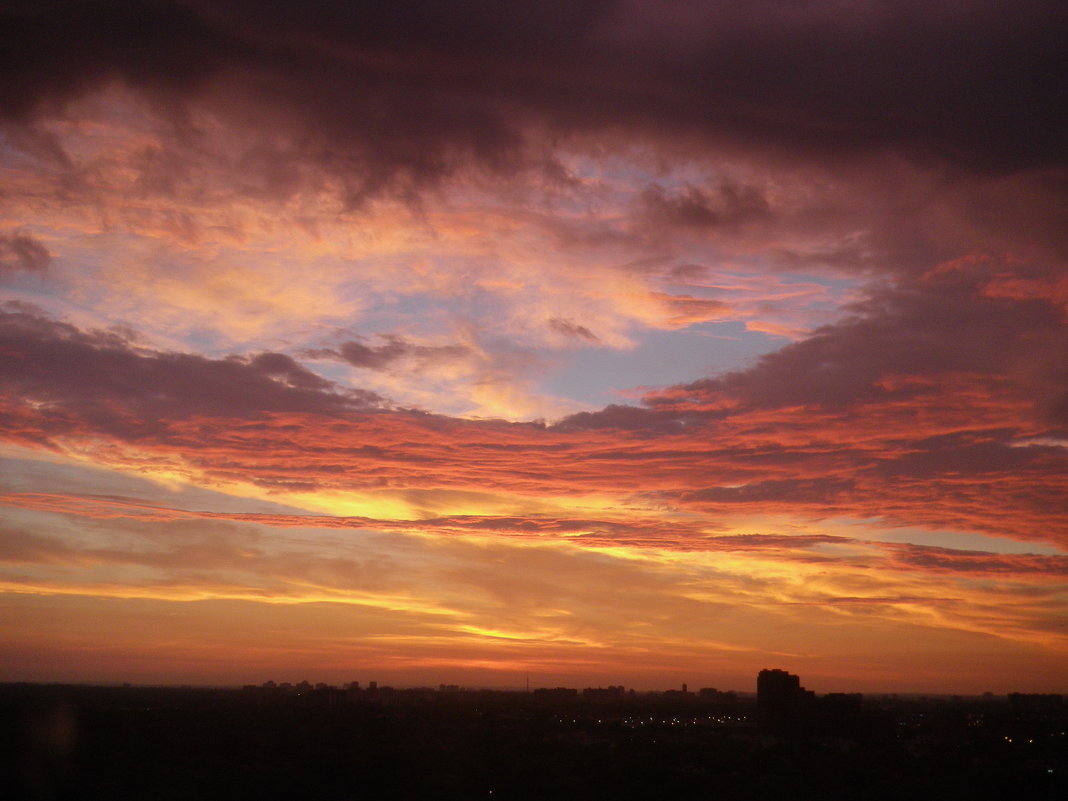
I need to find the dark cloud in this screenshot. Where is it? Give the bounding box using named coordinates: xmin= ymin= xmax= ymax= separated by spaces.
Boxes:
xmin=307 ymin=336 xmax=468 ymax=370
xmin=0 ymin=307 xmax=384 ymax=442
xmin=683 ymin=478 xmax=856 ymax=505
xmin=871 ymin=435 xmax=1052 ymax=480
xmin=2 ymin=0 xmax=1065 ymax=205
xmin=0 ymin=0 xmax=247 ymax=116
xmin=549 ymin=317 xmax=599 ymax=342
xmin=246 ymin=352 xmax=333 ymax=390
xmin=548 ymin=257 xmax=1068 ymax=544
xmin=638 ymin=182 xmax=771 ymax=231
xmin=554 ymin=403 xmax=706 ymax=435
xmin=811 ymin=596 xmax=961 ymax=606
xmin=600 ymin=260 xmax=1068 ymax=421
xmin=701 ymin=533 xmax=850 ymax=550
xmin=3 ymin=304 xmax=1066 ymax=545
xmin=885 ymin=543 xmax=1068 ymax=578
xmin=0 ymin=232 xmax=51 ymax=275
xmin=241 ymin=0 xmax=1068 ymax=173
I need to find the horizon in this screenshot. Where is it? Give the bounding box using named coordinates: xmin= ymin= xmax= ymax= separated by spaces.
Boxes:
xmin=6 ymin=678 xmax=1062 ymax=699
xmin=4 ymin=666 xmax=1065 ymax=698
xmin=1 ymin=1 xmax=1066 ymax=694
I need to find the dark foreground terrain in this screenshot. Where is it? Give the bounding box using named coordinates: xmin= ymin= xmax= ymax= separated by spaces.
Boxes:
xmin=2 ymin=683 xmax=1065 ymax=800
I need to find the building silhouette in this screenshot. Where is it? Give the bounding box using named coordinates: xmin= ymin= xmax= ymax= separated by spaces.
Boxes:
xmin=757 ymin=668 xmax=814 ymax=730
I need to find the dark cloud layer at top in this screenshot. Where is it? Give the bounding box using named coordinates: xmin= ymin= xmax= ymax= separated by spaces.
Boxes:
xmin=0 ymin=0 xmax=244 ymax=116
xmin=2 ymin=0 xmax=1066 ymax=205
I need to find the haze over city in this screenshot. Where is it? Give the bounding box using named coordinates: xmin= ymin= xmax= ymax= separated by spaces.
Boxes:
xmin=1 ymin=1 xmax=1066 ymax=694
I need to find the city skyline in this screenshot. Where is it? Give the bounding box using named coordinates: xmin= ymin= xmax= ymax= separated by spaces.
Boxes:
xmin=1 ymin=1 xmax=1067 ymax=693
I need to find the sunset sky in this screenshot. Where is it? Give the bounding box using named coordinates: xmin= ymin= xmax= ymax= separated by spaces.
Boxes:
xmin=1 ymin=0 xmax=1067 ymax=693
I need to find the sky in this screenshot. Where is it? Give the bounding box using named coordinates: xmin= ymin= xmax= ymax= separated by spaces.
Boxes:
xmin=1 ymin=0 xmax=1066 ymax=694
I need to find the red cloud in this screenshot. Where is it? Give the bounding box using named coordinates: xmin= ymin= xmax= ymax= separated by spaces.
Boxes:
xmin=3 ymin=274 xmax=1067 ymax=549
xmin=883 ymin=543 xmax=1068 ymax=579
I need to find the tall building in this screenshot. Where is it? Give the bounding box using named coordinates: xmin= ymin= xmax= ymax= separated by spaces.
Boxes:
xmin=757 ymin=668 xmax=814 ymax=729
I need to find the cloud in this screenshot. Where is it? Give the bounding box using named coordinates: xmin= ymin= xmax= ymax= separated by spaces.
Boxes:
xmin=0 ymin=306 xmax=384 ymax=443
xmin=0 ymin=515 xmax=399 ymax=599
xmin=651 ymin=293 xmax=732 ymax=328
xmin=5 ymin=484 xmax=1065 ymax=688
xmin=545 ymin=259 xmax=1068 ymax=544
xmin=682 ymin=478 xmax=856 ymax=505
xmin=1 ymin=489 xmax=871 ymax=559
xmin=2 ymin=272 xmax=1068 ymax=550
xmin=3 ymin=0 xmax=1066 ymax=210
xmin=0 ymin=0 xmax=243 ymax=119
xmin=246 ymin=352 xmax=334 ymax=390
xmin=638 ymin=182 xmax=771 ymax=232
xmin=308 ymin=336 xmax=469 ymax=371
xmin=800 ymin=596 xmax=961 ymax=607
xmin=884 ymin=543 xmax=1068 ymax=579
xmin=573 ymin=257 xmax=1068 ymax=423
xmin=0 ymin=232 xmax=51 ymax=276
xmin=548 ymin=317 xmax=599 ymax=342
xmin=3 ymin=1 xmax=1068 ymax=692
